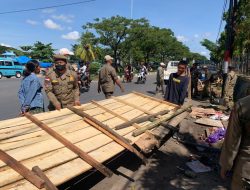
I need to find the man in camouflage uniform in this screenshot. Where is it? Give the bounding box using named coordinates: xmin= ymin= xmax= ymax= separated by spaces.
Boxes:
xmin=220 ymin=95 xmax=250 ymax=190
xmin=98 ymin=55 xmax=124 ymax=99
xmin=156 ymin=62 xmax=165 ymax=95
xmin=224 ymin=66 xmax=237 ymax=110
xmin=45 ymin=55 xmax=80 ymax=110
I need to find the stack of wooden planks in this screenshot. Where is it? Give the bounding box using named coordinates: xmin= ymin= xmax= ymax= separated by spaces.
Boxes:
xmin=0 ymin=92 xmax=178 ymax=190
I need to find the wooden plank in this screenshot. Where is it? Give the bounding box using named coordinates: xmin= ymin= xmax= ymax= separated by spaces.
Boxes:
xmin=112 ymin=97 xmax=153 ymax=115
xmin=132 ymin=91 xmax=179 ymax=108
xmin=195 ymin=118 xmax=224 ymax=128
xmin=68 ymin=107 xmax=147 ymax=164
xmin=32 ymin=166 xmax=58 ymax=190
xmin=2 ymin=128 xmax=142 ymax=190
xmin=115 ymin=109 xmax=170 ymax=130
xmin=91 ymin=101 xmax=128 ymax=122
xmin=0 ymin=125 xmax=134 ymax=187
xmin=24 ymin=113 xmax=113 ymax=178
xmin=133 ymin=105 xmax=192 ymax=136
xmin=0 ymin=149 xmax=45 ymax=189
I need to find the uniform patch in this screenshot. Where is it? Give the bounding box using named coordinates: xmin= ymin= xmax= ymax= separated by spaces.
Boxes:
xmin=52 ymin=80 xmax=59 ymax=83
xmin=69 ymin=75 xmax=74 ymax=82
xmin=173 ymin=78 xmax=181 ymax=83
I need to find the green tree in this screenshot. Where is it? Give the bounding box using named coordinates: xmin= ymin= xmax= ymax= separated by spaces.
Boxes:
xmin=83 ymin=16 xmax=132 ymax=70
xmin=201 ymin=39 xmax=221 ymax=63
xmin=20 ymin=45 xmax=32 ymax=57
xmin=30 ymin=41 xmax=54 ymax=62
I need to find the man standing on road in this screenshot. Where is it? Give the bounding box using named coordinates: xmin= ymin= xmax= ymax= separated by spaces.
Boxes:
xmin=45 ymin=55 xmax=80 ymax=111
xmin=224 ymin=66 xmax=237 ymax=110
xmin=220 ymin=95 xmax=250 ymax=190
xmin=18 ymin=60 xmax=44 ymax=115
xmin=98 ymin=55 xmax=124 ymax=99
xmin=156 ymin=62 xmax=165 ymax=95
xmin=202 ymin=65 xmax=211 ymax=99
xmin=164 ymin=60 xmax=189 ymax=105
xmin=190 ymin=63 xmax=200 ymax=98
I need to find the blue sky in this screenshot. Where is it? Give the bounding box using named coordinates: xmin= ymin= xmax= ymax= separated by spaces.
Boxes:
xmin=0 ymin=0 xmax=226 ymax=57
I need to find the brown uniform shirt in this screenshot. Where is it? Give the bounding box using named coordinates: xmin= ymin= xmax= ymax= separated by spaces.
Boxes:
xmin=98 ymin=64 xmax=118 ymax=93
xmin=220 ymin=95 xmax=250 ymax=180
xmin=44 ymin=69 xmax=80 ymax=110
xmin=156 ymin=66 xmax=164 ymax=82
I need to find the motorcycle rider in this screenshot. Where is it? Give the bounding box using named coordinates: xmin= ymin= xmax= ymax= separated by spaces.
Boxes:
xmin=78 ymin=61 xmax=89 ymax=89
xmin=138 ymin=63 xmax=147 ymax=82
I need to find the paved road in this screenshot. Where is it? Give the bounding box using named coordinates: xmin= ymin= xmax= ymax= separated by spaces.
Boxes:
xmin=0 ymin=74 xmax=159 ymax=120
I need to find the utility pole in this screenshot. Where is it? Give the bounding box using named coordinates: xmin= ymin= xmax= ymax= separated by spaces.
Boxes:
xmin=222 ymin=0 xmax=238 ymax=97
xmin=129 ymin=0 xmax=134 ymax=65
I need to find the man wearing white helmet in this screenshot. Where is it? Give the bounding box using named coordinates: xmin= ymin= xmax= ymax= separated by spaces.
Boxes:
xmin=156 ymin=62 xmax=165 ymax=95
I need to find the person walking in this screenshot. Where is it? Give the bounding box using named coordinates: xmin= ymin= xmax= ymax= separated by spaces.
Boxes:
xmin=156 ymin=62 xmax=165 ymax=95
xmin=45 ymin=55 xmax=80 ymax=111
xmin=18 ymin=60 xmax=44 ymax=115
xmin=164 ymin=60 xmax=189 ymax=105
xmin=220 ymin=95 xmax=250 ymax=190
xmin=98 ymin=55 xmax=124 ymax=99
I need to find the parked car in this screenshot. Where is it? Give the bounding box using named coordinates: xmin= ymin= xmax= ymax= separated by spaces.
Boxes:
xmin=164 ymin=61 xmax=179 ymax=81
xmin=0 ymin=58 xmax=24 ymax=79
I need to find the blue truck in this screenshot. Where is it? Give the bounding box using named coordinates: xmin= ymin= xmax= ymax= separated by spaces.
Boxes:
xmin=0 ymin=58 xmax=24 ymax=79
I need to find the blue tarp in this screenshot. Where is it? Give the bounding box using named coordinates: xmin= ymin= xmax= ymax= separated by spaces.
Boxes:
xmin=16 ymin=56 xmax=31 ymax=64
xmin=39 ymin=62 xmax=52 ymax=68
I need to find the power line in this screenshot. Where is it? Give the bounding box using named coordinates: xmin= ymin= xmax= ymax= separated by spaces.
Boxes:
xmin=216 ymin=0 xmax=228 ymax=43
xmin=0 ymin=0 xmax=96 ymax=15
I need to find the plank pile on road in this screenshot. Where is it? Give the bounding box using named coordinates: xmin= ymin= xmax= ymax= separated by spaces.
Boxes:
xmin=0 ymin=92 xmax=181 ymax=190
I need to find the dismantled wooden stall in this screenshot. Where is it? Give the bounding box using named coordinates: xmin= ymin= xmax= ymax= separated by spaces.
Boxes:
xmin=0 ymin=92 xmax=178 ymax=190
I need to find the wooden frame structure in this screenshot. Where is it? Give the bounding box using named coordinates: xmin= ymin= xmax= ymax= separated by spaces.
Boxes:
xmin=0 ymin=92 xmax=178 ymax=190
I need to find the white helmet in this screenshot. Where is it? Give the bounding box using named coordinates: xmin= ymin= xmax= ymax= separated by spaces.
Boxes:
xmin=59 ymin=48 xmax=74 ymax=56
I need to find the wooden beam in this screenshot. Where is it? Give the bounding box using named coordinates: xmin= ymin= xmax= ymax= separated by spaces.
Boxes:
xmin=0 ymin=149 xmax=45 ymax=189
xmin=115 ymin=109 xmax=169 ymax=130
xmin=68 ymin=107 xmax=147 ymax=164
xmin=32 ymin=166 xmax=58 ymax=190
xmin=132 ymin=91 xmax=180 ymax=108
xmin=24 ymin=113 xmax=113 ymax=178
xmin=132 ymin=105 xmax=192 ymax=137
xmin=91 ymin=100 xmax=128 ymax=122
xmin=112 ymin=97 xmax=153 ymax=115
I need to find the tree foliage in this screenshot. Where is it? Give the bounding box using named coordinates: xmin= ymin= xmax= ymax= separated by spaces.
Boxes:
xmin=30 ymin=41 xmax=54 ymax=62
xmin=72 ymin=15 xmax=207 ymax=69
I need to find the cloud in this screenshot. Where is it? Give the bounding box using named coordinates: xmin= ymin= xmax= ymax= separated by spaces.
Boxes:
xmin=62 ymin=31 xmax=80 ymax=40
xmin=44 ymin=19 xmax=63 ymax=30
xmin=0 ymin=43 xmax=12 ymax=47
xmin=200 ymin=51 xmax=208 ymax=55
xmin=203 ymin=32 xmax=211 ymax=38
xmin=177 ymin=35 xmax=189 ymax=43
xmin=51 ymin=14 xmax=74 ymax=23
xmin=42 ymin=8 xmax=56 ymax=14
xmin=26 ymin=19 xmax=39 ymax=25
xmin=194 ymin=34 xmax=199 ymax=38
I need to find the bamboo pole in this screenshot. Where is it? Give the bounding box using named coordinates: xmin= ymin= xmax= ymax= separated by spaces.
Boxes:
xmin=132 ymin=105 xmax=192 ymax=137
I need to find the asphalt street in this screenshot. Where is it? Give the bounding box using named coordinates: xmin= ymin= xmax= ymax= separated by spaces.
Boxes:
xmin=0 ymin=73 xmax=160 ymax=121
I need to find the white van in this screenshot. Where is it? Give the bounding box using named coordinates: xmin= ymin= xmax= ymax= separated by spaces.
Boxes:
xmin=164 ymin=61 xmax=179 ymax=81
